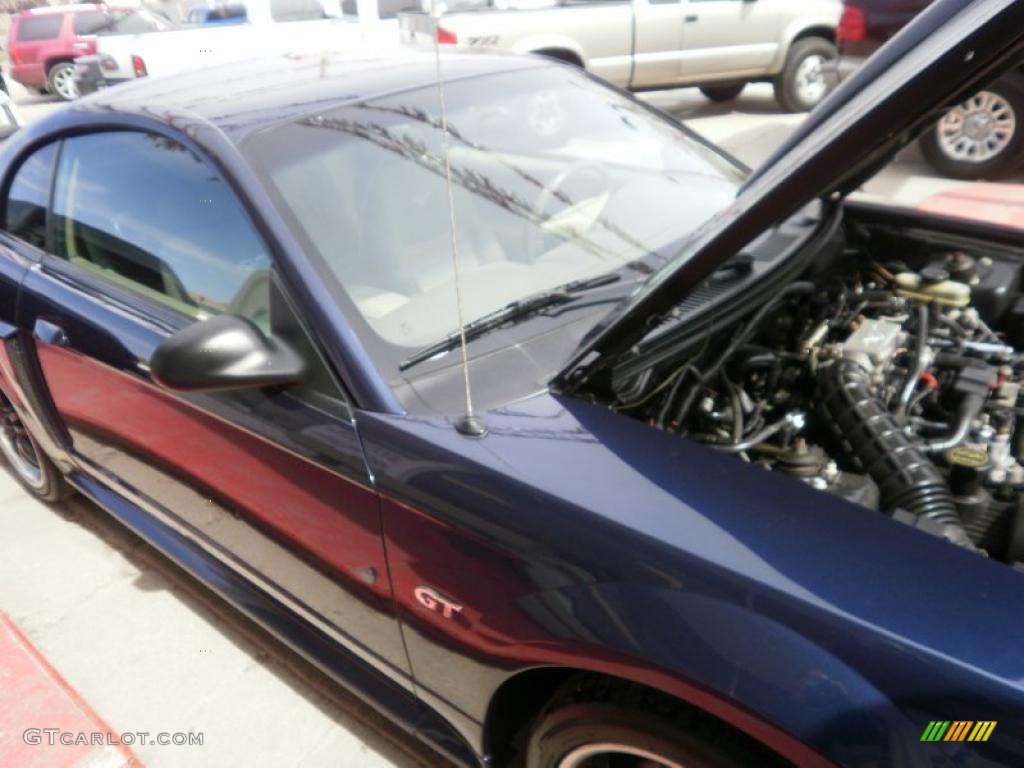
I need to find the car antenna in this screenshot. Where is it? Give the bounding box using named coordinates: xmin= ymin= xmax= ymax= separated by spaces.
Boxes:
xmin=430 ymin=0 xmax=487 ymax=438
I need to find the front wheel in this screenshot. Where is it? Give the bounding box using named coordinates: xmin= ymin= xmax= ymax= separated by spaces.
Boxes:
xmin=700 ymin=83 xmax=746 ymax=103
xmin=918 ymin=76 xmax=1024 ymax=180
xmin=526 ymin=676 xmax=782 ymax=768
xmin=774 ymin=37 xmax=836 ymax=113
xmin=47 ymin=62 xmax=78 ymax=101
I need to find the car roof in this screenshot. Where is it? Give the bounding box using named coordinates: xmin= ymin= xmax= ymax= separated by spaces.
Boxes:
xmin=77 ymin=49 xmax=550 ymax=144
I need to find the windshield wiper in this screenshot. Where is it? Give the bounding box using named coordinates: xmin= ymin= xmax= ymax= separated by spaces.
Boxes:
xmin=399 ymin=273 xmax=620 ymax=371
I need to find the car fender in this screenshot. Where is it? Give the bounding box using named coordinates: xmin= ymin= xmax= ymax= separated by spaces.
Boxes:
xmin=478 ymin=579 xmax=911 ymax=768
xmin=771 ymin=12 xmax=841 ymax=73
xmin=510 ymin=35 xmax=589 ymax=68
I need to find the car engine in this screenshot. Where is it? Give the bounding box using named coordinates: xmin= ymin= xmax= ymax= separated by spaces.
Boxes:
xmin=615 ymin=245 xmax=1024 ymax=563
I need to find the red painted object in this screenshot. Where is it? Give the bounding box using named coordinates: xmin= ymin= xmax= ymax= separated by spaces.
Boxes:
xmin=0 ymin=613 xmax=140 ymax=768
xmin=916 ymin=184 xmax=1024 ymax=231
xmin=837 ymin=4 xmax=867 ymax=42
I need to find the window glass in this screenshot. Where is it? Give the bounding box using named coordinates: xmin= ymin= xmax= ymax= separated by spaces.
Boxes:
xmin=73 ymin=10 xmax=109 ymax=34
xmin=101 ymin=10 xmax=174 ymax=34
xmin=16 ymin=15 xmax=62 ymax=41
xmin=270 ymin=0 xmax=326 ymax=22
xmin=247 ymin=66 xmax=741 ymax=359
xmin=52 ymin=132 xmax=271 ymax=326
xmin=3 ymin=143 xmax=56 ymax=250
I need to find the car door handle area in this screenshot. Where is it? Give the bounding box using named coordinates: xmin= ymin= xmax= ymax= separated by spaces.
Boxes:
xmin=685 ymin=14 xmax=699 ymax=22
xmin=33 ymin=319 xmax=70 ymax=348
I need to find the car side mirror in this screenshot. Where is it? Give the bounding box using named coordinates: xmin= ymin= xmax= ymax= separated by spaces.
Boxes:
xmin=150 ymin=314 xmax=305 ymax=392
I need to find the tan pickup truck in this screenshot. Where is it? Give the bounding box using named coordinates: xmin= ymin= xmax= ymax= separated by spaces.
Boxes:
xmin=401 ymin=0 xmax=842 ymax=112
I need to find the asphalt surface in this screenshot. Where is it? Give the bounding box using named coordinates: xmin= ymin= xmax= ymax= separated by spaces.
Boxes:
xmin=2 ymin=77 xmax=1018 ymax=768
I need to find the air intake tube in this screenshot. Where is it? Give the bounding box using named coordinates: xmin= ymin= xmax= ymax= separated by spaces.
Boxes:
xmin=817 ymin=360 xmax=974 ymax=548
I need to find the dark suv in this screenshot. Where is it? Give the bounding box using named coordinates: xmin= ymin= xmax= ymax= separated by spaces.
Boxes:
xmin=7 ymin=4 xmax=168 ymax=101
xmin=838 ymin=0 xmax=1024 ymax=179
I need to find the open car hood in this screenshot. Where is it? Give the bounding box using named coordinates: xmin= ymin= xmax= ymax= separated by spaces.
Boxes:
xmin=555 ymin=0 xmax=1024 ymax=393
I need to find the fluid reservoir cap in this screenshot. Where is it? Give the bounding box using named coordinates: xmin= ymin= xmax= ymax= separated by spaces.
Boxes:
xmin=946 ymin=444 xmax=989 ymax=468
xmin=920 ymin=265 xmax=950 ymax=284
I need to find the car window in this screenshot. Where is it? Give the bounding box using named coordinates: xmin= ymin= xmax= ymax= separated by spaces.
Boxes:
xmin=16 ymin=15 xmax=62 ymax=42
xmin=270 ymin=0 xmax=325 ymax=22
xmin=51 ymin=131 xmax=272 ymax=327
xmin=203 ymin=4 xmax=248 ymax=22
xmin=247 ymin=66 xmax=742 ymax=364
xmin=3 ymin=143 xmax=57 ymax=251
xmin=102 ymin=10 xmax=173 ymax=34
xmin=73 ymin=10 xmax=109 ymax=35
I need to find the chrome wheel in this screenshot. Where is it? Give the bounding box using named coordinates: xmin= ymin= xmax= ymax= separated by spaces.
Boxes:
xmin=0 ymin=404 xmax=45 ymax=489
xmin=937 ymin=90 xmax=1016 ymax=164
xmin=794 ymin=54 xmax=828 ymax=106
xmin=558 ymin=743 xmax=686 ymax=768
xmin=50 ymin=64 xmax=78 ymax=101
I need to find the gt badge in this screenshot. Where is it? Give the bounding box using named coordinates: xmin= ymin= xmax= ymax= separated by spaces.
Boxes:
xmin=414 ymin=586 xmax=463 ymax=619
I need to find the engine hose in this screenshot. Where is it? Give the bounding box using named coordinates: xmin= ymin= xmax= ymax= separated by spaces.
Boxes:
xmin=816 ymin=359 xmax=974 ymax=549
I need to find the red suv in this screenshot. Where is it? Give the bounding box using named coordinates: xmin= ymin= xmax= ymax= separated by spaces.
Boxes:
xmin=8 ymin=4 xmax=115 ymax=101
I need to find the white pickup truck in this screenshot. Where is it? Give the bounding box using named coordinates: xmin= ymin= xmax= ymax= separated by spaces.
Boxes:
xmin=400 ymin=0 xmax=842 ymax=112
xmin=74 ymin=0 xmax=398 ymax=95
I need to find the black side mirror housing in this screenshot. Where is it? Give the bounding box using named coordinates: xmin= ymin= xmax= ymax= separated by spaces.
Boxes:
xmin=150 ymin=314 xmax=305 ymax=392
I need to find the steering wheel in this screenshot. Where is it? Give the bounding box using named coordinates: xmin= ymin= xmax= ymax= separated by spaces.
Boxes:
xmin=524 ymin=161 xmax=610 ymax=262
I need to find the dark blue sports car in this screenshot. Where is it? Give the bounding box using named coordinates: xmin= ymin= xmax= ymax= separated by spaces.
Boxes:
xmin=1 ymin=1 xmax=1023 ymax=765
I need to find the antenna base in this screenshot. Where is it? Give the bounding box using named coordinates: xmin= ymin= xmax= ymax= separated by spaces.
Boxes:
xmin=455 ymin=413 xmax=487 ymax=438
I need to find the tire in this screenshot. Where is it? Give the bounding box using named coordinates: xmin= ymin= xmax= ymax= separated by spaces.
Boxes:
xmin=526 ymin=676 xmax=788 ymax=768
xmin=47 ymin=62 xmax=78 ymax=101
xmin=773 ymin=37 xmax=837 ymax=113
xmin=0 ymin=397 xmax=71 ymax=503
xmin=700 ymin=83 xmax=746 ymax=103
xmin=918 ymin=75 xmax=1024 ymax=180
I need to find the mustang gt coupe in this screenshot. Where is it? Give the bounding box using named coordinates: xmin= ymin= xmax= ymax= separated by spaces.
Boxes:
xmin=1 ymin=0 xmax=1024 ymax=766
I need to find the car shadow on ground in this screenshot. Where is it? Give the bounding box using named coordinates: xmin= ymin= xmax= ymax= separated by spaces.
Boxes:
xmin=3 ymin=463 xmax=452 ymax=768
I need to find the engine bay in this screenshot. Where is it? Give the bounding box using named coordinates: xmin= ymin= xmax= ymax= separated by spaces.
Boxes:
xmin=608 ymin=218 xmax=1024 ymax=565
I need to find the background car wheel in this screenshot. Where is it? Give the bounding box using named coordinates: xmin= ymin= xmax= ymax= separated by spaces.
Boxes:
xmin=526 ymin=676 xmax=787 ymax=768
xmin=918 ymin=75 xmax=1024 ymax=180
xmin=774 ymin=37 xmax=836 ymax=113
xmin=47 ymin=62 xmax=78 ymax=101
xmin=700 ymin=83 xmax=746 ymax=103
xmin=0 ymin=396 xmax=70 ymax=502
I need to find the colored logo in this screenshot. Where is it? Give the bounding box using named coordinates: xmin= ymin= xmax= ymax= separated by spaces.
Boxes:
xmin=921 ymin=721 xmax=997 ymax=742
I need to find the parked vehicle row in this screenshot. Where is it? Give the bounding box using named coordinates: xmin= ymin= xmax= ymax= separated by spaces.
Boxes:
xmin=71 ymin=0 xmax=384 ymax=95
xmin=7 ymin=3 xmax=173 ymax=100
xmin=399 ymin=0 xmax=843 ymax=112
xmin=1 ymin=2 xmax=1024 ymax=766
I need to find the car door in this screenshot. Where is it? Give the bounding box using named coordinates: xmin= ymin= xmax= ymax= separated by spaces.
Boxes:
xmin=677 ymin=0 xmax=783 ymax=82
xmin=631 ymin=0 xmax=688 ymax=88
xmin=9 ymin=130 xmax=411 ymax=683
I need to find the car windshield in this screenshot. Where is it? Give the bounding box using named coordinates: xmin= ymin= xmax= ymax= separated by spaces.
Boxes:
xmin=246 ymin=64 xmax=742 ymax=365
